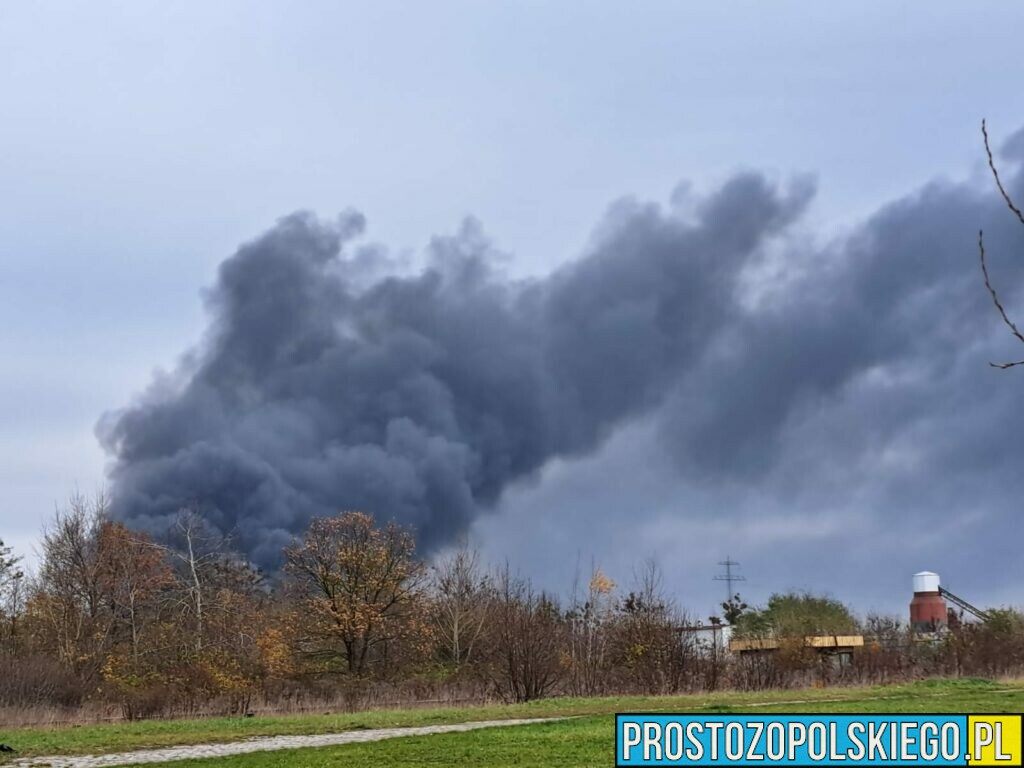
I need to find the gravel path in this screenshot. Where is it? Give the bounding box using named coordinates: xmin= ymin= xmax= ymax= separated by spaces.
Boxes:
xmin=10 ymin=718 xmax=559 ymax=767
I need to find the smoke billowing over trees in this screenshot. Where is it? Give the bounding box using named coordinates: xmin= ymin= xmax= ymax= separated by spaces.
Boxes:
xmin=96 ymin=175 xmax=814 ymax=567
xmin=93 ymin=129 xmax=1024 ymax=602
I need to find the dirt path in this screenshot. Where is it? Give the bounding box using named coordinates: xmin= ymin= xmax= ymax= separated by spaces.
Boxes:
xmin=10 ymin=718 xmax=560 ymax=768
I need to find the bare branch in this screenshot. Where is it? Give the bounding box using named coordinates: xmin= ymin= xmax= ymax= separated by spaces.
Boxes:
xmin=979 ymin=230 xmax=1024 ymax=368
xmin=979 ymin=120 xmax=1024 ymax=369
xmin=982 ymin=119 xmax=1024 ymax=225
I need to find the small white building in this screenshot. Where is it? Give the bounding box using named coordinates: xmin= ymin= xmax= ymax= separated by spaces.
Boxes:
xmin=678 ymin=623 xmax=732 ymax=655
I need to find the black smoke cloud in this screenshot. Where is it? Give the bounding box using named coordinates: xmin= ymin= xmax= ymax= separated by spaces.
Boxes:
xmin=100 ymin=134 xmax=1024 ymax=574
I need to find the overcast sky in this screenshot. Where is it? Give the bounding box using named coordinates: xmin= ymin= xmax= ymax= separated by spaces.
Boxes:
xmin=3 ymin=2 xmax=1024 ymax=619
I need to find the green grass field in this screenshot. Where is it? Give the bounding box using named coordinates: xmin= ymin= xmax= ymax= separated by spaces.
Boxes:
xmin=2 ymin=678 xmax=1022 ymax=766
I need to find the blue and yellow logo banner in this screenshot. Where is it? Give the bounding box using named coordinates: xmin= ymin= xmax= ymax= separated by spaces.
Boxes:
xmin=616 ymin=714 xmax=1023 ymax=766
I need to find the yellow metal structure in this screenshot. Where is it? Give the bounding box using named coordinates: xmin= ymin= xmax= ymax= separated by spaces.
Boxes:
xmin=729 ymin=635 xmax=865 ymax=653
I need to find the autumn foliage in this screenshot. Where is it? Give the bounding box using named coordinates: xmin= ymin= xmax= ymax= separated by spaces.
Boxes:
xmin=3 ymin=497 xmax=1024 ymax=722
xmin=284 ymin=512 xmax=430 ymax=676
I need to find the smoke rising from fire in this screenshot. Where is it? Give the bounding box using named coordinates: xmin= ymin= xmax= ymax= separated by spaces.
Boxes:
xmin=100 ymin=140 xmax=1024 ymax=571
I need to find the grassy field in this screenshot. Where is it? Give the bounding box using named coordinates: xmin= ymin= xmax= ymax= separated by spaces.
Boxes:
xmin=2 ymin=678 xmax=1022 ymax=766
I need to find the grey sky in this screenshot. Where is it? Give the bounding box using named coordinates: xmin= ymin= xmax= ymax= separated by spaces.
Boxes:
xmin=3 ymin=2 xmax=1024 ymax=618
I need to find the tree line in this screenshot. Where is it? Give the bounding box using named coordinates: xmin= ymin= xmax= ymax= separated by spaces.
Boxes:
xmin=1 ymin=496 xmax=1022 ymax=723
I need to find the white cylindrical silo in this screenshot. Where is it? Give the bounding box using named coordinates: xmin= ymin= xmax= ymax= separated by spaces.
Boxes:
xmin=913 ymin=571 xmax=941 ymax=593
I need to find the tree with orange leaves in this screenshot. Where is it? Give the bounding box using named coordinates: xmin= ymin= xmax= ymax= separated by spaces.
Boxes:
xmin=96 ymin=522 xmax=174 ymax=661
xmin=284 ymin=512 xmax=429 ymax=677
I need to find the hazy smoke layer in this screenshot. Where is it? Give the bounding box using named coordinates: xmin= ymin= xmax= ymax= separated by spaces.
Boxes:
xmin=100 ymin=139 xmax=1024 ymax=570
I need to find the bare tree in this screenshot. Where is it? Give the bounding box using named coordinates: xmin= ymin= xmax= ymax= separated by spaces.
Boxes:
xmin=979 ymin=119 xmax=1024 ymax=368
xmin=0 ymin=539 xmax=18 ymax=584
xmin=566 ymin=559 xmax=616 ymax=696
xmin=430 ymin=542 xmax=492 ymax=669
xmin=169 ymin=510 xmax=220 ymax=652
xmin=142 ymin=508 xmax=236 ymax=654
xmin=483 ymin=564 xmax=565 ymax=703
xmin=616 ymin=558 xmax=697 ymax=695
xmin=0 ymin=538 xmax=24 ymax=651
xmin=33 ymin=491 xmax=114 ymax=682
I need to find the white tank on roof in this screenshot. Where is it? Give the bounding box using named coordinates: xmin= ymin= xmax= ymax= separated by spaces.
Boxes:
xmin=913 ymin=571 xmax=940 ymax=594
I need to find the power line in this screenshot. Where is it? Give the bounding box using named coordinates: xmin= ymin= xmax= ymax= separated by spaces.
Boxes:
xmin=713 ymin=556 xmax=746 ymax=602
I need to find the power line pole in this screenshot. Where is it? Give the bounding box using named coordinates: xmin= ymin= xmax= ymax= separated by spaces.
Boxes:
xmin=713 ymin=556 xmax=746 ymax=603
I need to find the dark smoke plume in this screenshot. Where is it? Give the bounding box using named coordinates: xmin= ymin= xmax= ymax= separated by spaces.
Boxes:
xmin=98 ymin=173 xmax=813 ymax=565
xmin=100 ymin=136 xmax=1024 ymax=575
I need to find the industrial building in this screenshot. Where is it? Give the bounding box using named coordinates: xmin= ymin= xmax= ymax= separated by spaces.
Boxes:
xmin=910 ymin=571 xmax=990 ymax=632
xmin=718 ymin=571 xmax=990 ymax=662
